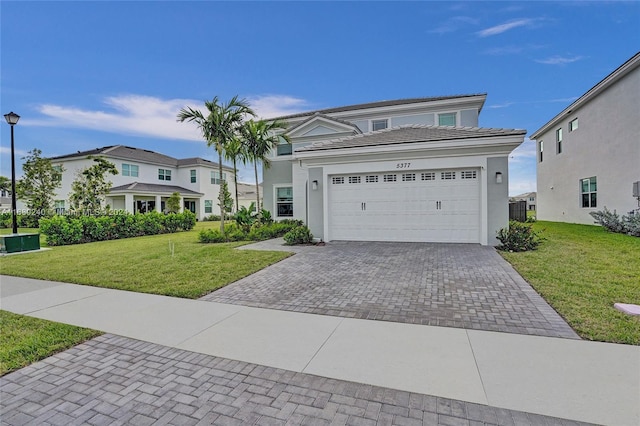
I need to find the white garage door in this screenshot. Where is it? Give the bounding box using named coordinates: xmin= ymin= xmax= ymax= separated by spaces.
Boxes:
xmin=329 ymin=169 xmax=480 ymax=243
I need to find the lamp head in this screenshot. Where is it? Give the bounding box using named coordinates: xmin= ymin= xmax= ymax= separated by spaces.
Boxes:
xmin=4 ymin=112 xmax=20 ymax=126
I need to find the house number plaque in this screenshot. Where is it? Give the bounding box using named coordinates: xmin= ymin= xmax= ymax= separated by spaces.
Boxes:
xmin=396 ymin=162 xmax=411 ymax=169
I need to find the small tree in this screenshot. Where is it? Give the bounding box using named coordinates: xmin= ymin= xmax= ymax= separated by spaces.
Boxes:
xmin=16 ymin=149 xmax=64 ymax=219
xmin=69 ymin=156 xmax=118 ymax=214
xmin=219 ymin=181 xmax=234 ymax=217
xmin=0 ymin=176 xmax=10 ymax=194
xmin=167 ymin=192 xmax=181 ymax=213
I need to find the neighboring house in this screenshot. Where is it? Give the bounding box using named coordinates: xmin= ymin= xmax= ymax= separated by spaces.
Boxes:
xmin=236 ymin=182 xmax=262 ymax=210
xmin=531 ymin=52 xmax=640 ymax=225
xmin=263 ymin=94 xmax=526 ymax=245
xmin=49 ymin=145 xmax=235 ymax=220
xmin=511 ymin=192 xmax=536 ymax=211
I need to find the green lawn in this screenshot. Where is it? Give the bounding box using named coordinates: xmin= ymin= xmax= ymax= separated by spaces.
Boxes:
xmin=0 ymin=310 xmax=101 ymax=375
xmin=500 ymin=221 xmax=640 ymax=345
xmin=0 ymin=222 xmax=291 ymax=298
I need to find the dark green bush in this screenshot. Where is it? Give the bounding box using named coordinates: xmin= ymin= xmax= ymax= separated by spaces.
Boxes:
xmin=1 ymin=213 xmax=42 ymax=228
xmin=198 ymin=228 xmax=226 ymax=243
xmin=496 ymin=221 xmax=543 ymax=252
xmin=283 ymin=225 xmax=313 ymax=245
xmin=39 ymin=211 xmax=196 ymax=246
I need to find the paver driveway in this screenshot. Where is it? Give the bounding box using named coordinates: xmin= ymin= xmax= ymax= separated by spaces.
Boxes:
xmin=203 ymin=240 xmax=578 ymax=339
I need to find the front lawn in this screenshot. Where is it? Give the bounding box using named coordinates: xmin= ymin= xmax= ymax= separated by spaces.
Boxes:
xmin=0 ymin=310 xmax=101 ymax=375
xmin=0 ymin=222 xmax=291 ymax=298
xmin=500 ymin=221 xmax=640 ymax=345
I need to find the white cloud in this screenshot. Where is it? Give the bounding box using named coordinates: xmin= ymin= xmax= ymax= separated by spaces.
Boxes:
xmin=509 ymin=138 xmax=537 ymax=163
xmin=476 ymin=19 xmax=534 ymax=37
xmin=428 ymin=16 xmax=478 ymax=35
xmin=0 ymin=146 xmax=30 ymax=158
xmin=535 ymin=55 xmax=584 ymax=65
xmin=23 ymin=94 xmax=311 ymax=141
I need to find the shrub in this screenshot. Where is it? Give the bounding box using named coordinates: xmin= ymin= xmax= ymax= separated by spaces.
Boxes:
xmin=202 ymin=214 xmax=221 ymax=221
xmin=279 ymin=219 xmax=304 ymax=227
xmin=198 ymin=228 xmax=226 ymax=243
xmin=39 ymin=215 xmax=83 ymax=246
xmin=496 ymin=221 xmax=543 ymax=252
xmin=283 ymin=225 xmax=313 ymax=245
xmin=623 ymin=213 xmax=640 ymax=237
xmin=589 ymin=207 xmax=625 ymax=233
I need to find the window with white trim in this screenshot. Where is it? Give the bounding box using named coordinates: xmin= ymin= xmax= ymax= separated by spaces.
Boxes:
xmin=539 ymin=141 xmax=544 ymax=162
xmin=372 ymin=119 xmax=388 ymax=131
xmin=580 ymin=177 xmax=597 ymax=208
xmin=569 ymin=118 xmax=578 ymax=132
xmin=158 ymin=169 xmax=171 ymax=181
xmin=204 ymin=200 xmax=213 ymax=214
xmin=421 ymin=172 xmax=435 ymax=181
xmin=441 ymin=171 xmax=456 ymax=180
xmin=461 ymin=171 xmax=477 ymax=179
xmin=383 ymin=174 xmax=397 ymax=182
xmin=348 ymin=176 xmax=361 ymax=184
xmin=365 ymin=175 xmax=378 ymax=183
xmin=122 ymin=163 xmax=139 ymax=177
xmin=54 ymin=200 xmax=65 ymax=215
xmin=276 ymin=187 xmax=293 ymax=217
xmin=556 ymin=128 xmax=563 ymax=154
xmin=211 ymin=171 xmax=226 ymax=184
xmin=332 ymin=176 xmax=344 ymax=184
xmin=402 ymin=173 xmax=416 ymax=182
xmin=190 ymin=169 xmax=197 ymax=183
xmin=438 ymin=113 xmax=456 ymax=126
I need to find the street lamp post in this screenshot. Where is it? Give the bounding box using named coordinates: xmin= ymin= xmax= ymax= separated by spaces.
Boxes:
xmin=4 ymin=111 xmax=20 ymax=235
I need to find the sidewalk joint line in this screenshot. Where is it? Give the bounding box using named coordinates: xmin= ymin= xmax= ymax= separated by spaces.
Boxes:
xmin=173 ymin=304 xmax=244 ymax=347
xmin=465 ymin=329 xmax=490 ymax=405
xmin=301 ymin=316 xmax=345 ymax=373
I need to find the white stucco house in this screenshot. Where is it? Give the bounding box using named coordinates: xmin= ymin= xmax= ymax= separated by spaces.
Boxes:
xmin=263 ymin=94 xmax=526 ymax=246
xmin=531 ymin=52 xmax=640 ymax=224
xmin=49 ymin=145 xmax=235 ymax=220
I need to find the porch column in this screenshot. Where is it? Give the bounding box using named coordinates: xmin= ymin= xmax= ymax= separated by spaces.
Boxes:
xmin=155 ymin=195 xmax=162 ymax=213
xmin=179 ymin=196 xmax=184 ymax=213
xmin=124 ymin=193 xmax=134 ymax=214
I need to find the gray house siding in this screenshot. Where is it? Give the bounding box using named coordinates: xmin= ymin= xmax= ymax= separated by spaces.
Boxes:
xmin=307 ymin=167 xmax=324 ymax=240
xmin=535 ymin=59 xmax=640 ymax=224
xmin=460 ymin=109 xmax=479 ymax=127
xmin=487 ymin=156 xmax=509 ymax=246
xmin=262 ymin=161 xmax=293 ymax=213
xmin=391 ymin=113 xmax=435 ymax=127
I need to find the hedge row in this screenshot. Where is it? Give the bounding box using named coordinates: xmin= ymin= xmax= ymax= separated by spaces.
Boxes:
xmin=198 ymin=221 xmax=302 ymax=243
xmin=0 ymin=213 xmax=41 ymax=229
xmin=39 ymin=211 xmax=196 ymax=246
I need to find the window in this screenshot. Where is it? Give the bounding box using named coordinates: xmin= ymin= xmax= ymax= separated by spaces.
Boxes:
xmin=365 ymin=175 xmax=379 ymax=183
xmin=190 ymin=170 xmax=197 ymax=183
xmin=204 ymin=200 xmax=213 ymax=214
xmin=383 ymin=174 xmax=397 ymax=182
xmin=52 ymin=165 xmax=63 ymax=182
xmin=556 ymin=128 xmax=563 ymax=154
xmin=210 ymin=171 xmax=226 ymax=184
xmin=402 ymin=173 xmax=416 ymax=182
xmin=372 ymin=119 xmax=388 ymax=131
xmin=461 ymin=171 xmax=477 ymax=179
xmin=348 ymin=176 xmax=361 ymax=184
xmin=276 ymin=187 xmax=293 ymax=217
xmin=529 ymin=197 xmax=535 ymax=202
xmin=438 ymin=113 xmax=456 ymax=126
xmin=581 ymin=177 xmax=597 ymax=208
xmin=441 ymin=171 xmax=456 ymax=180
xmin=539 ymin=141 xmax=544 ymax=162
xmin=122 ymin=163 xmax=139 ymax=177
xmin=569 ymin=118 xmax=579 ymax=132
xmin=277 ymin=144 xmax=292 ymax=156
xmin=54 ymin=200 xmax=65 ymax=215
xmin=332 ymin=176 xmax=344 ymax=184
xmin=421 ymin=172 xmax=436 ymax=181
xmin=158 ymin=169 xmax=171 ymax=181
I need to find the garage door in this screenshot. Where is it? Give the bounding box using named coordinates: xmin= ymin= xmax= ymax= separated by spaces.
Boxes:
xmin=329 ymin=169 xmax=480 ymax=243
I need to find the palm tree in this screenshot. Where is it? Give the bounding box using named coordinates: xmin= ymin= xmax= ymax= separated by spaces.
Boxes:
xmin=224 ymin=135 xmax=247 ymax=213
xmin=242 ymin=119 xmax=290 ymax=212
xmin=178 ymin=96 xmax=255 ymax=232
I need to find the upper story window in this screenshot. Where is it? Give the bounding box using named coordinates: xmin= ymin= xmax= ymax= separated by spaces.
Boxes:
xmin=190 ymin=169 xmax=197 ymax=183
xmin=529 ymin=196 xmax=535 ymax=202
xmin=276 ymin=144 xmax=292 ymax=156
xmin=569 ymin=118 xmax=579 ymax=132
xmin=581 ymin=177 xmax=597 ymax=208
xmin=211 ymin=171 xmax=226 ymax=185
xmin=539 ymin=141 xmax=544 ymax=162
xmin=158 ymin=169 xmax=171 ymax=181
xmin=556 ymin=128 xmax=563 ymax=154
xmin=372 ymin=119 xmax=388 ymax=131
xmin=122 ymin=163 xmax=139 ymax=177
xmin=52 ymin=165 xmax=63 ymax=182
xmin=438 ymin=113 xmax=456 ymax=126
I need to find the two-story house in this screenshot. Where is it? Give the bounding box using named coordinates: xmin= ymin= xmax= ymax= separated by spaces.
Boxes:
xmin=511 ymin=192 xmax=536 ymax=211
xmin=49 ymin=145 xmax=235 ymax=220
xmin=531 ymin=52 xmax=640 ymax=224
xmin=263 ymin=94 xmax=526 ymax=246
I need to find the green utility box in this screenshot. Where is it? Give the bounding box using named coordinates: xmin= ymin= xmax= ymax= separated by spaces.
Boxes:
xmin=0 ymin=233 xmax=41 ymax=254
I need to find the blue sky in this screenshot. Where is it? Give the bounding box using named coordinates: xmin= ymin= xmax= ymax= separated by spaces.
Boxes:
xmin=1 ymin=1 xmax=638 ymax=195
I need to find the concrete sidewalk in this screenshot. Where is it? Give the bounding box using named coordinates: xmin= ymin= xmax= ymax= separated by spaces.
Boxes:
xmin=1 ymin=275 xmax=638 ymax=426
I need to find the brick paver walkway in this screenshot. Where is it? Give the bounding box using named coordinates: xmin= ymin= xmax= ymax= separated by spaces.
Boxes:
xmin=0 ymin=334 xmax=590 ymax=426
xmin=203 ymin=242 xmax=577 ymax=339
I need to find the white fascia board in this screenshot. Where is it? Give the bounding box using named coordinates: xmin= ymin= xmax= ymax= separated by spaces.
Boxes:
xmin=286 ymin=116 xmax=358 ymax=137
xmin=294 ymin=135 xmax=525 ymax=162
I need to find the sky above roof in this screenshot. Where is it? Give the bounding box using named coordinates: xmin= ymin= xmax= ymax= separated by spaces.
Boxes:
xmin=1 ymin=1 xmax=638 ymax=195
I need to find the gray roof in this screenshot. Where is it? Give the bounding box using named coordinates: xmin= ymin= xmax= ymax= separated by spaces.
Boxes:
xmin=109 ymin=182 xmax=203 ymax=196
xmin=271 ymin=94 xmax=487 ymax=121
xmin=50 ymin=145 xmax=231 ymax=170
xmin=296 ymin=125 xmax=527 ymax=152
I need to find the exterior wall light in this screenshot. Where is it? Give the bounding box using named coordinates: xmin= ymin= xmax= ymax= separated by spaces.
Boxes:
xmin=312 ymin=180 xmax=318 ymax=190
xmin=495 ymin=172 xmax=503 ymax=184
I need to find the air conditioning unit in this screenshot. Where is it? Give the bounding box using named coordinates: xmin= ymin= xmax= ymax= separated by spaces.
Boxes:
xmin=634 ymin=181 xmax=640 ymax=198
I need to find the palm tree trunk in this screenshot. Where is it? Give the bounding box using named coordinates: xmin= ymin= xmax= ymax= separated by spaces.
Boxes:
xmin=254 ymin=162 xmax=260 ymax=212
xmin=233 ymin=158 xmax=239 ymax=213
xmin=218 ymin=151 xmax=225 ymax=233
